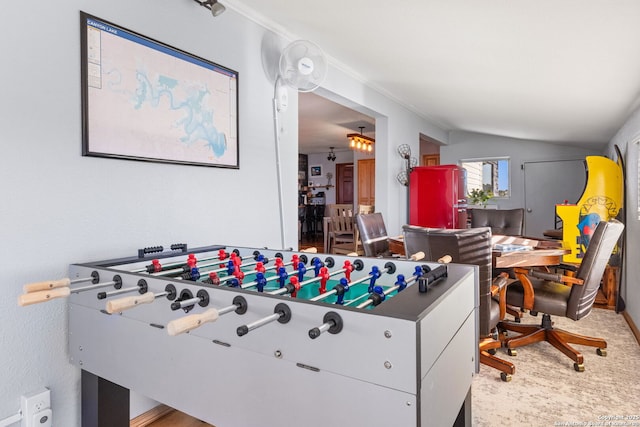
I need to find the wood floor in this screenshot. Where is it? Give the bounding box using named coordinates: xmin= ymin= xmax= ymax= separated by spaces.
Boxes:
xmin=299 ymin=233 xmax=323 ymax=252
xmin=130 ymin=405 xmax=214 ymax=427
xmin=145 ymin=409 xmax=214 ymax=427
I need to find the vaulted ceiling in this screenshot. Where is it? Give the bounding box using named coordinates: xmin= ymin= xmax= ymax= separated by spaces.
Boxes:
xmin=227 ymin=0 xmax=640 ymax=152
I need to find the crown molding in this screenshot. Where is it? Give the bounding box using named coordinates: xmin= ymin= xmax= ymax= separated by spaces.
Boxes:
xmin=223 ymin=0 xmax=449 ymax=132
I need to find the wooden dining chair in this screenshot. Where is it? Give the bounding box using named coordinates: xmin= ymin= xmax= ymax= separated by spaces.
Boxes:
xmin=327 ymin=204 xmax=358 ymax=254
xmin=357 ymin=204 xmax=374 ymax=214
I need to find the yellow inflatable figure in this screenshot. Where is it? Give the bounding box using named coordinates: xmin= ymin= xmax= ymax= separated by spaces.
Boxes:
xmin=556 ymin=156 xmax=623 ymax=263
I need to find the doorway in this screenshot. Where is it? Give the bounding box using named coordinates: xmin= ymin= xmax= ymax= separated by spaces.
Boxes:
xmin=336 ymin=163 xmax=354 ymax=204
xmin=298 ymin=92 xmax=376 ymax=251
xmin=422 ymin=154 xmax=440 ymax=166
xmin=523 ymin=159 xmax=586 ymax=237
xmin=419 ymin=134 xmax=442 ymax=166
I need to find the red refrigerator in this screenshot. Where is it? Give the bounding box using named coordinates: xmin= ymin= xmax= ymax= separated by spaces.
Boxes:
xmin=409 ymin=165 xmax=467 ymax=229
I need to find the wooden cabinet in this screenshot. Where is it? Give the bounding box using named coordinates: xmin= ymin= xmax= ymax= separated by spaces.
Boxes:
xmin=595 ymin=265 xmax=619 ymax=309
xmin=298 ymin=154 xmax=309 ymax=205
xmin=298 ymin=154 xmax=308 ymax=189
xmin=358 ymin=158 xmax=375 ymax=207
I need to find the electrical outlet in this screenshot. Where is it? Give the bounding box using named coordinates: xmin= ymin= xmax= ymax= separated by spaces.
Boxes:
xmin=20 ymin=388 xmax=51 ymax=427
xmin=32 ymin=408 xmax=52 ymax=427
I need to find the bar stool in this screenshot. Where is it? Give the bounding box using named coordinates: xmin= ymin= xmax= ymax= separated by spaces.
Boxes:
xmin=314 ymin=205 xmax=325 ymax=236
xmin=298 ymin=206 xmax=306 ymax=241
xmin=304 ymin=205 xmax=316 ymax=236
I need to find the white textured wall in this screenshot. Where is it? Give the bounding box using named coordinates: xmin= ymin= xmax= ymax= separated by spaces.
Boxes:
xmin=315 ymin=73 xmax=448 ymax=231
xmin=0 ymin=1 xmax=442 ymax=425
xmin=441 ymin=131 xmax=600 ymax=210
xmin=607 ymin=107 xmax=640 ymax=332
xmin=306 ymin=150 xmax=354 ymax=206
xmin=0 ymin=1 xmax=295 ymax=425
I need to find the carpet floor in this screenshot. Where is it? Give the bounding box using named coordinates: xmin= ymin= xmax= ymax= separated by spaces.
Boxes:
xmin=472 ymin=308 xmax=640 ymax=426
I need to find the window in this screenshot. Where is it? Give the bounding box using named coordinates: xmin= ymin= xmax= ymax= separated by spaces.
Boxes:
xmin=461 ymin=157 xmax=510 ymax=198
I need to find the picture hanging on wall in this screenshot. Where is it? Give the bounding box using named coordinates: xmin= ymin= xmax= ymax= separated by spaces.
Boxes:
xmin=310 ymin=165 xmax=322 ymax=176
xmin=80 ymin=12 xmax=239 ymax=168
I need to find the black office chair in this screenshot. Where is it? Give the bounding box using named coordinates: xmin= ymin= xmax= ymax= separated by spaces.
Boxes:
xmin=402 ymin=225 xmax=515 ymax=381
xmin=500 ymin=219 xmax=624 ymax=371
xmin=470 ymin=208 xmax=524 ymax=236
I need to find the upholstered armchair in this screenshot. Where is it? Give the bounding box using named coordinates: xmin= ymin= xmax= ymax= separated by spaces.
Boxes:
xmin=471 ymin=207 xmax=526 ymax=322
xmin=402 ymin=225 xmax=516 ymax=381
xmin=500 ymin=219 xmax=624 ymax=371
xmin=470 ymin=208 xmax=524 ymax=236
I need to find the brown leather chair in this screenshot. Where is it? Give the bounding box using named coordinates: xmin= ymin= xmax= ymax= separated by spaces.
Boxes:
xmin=500 ymin=219 xmax=624 ymax=371
xmin=356 ymin=213 xmax=393 ymax=257
xmin=471 ymin=207 xmax=526 ymax=321
xmin=470 ymin=208 xmax=524 ymax=236
xmin=402 ymin=225 xmax=515 ymax=381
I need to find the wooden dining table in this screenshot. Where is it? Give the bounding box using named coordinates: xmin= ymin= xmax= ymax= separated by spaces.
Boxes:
xmin=390 ymin=232 xmax=572 ymax=317
xmin=387 ymin=234 xmax=570 ymax=268
xmin=388 ymin=235 xmax=405 ymax=256
xmin=490 ymin=235 xmax=570 ymax=268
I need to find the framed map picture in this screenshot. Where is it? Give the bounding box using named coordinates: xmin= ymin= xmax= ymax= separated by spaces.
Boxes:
xmin=80 ymin=12 xmax=239 ymax=168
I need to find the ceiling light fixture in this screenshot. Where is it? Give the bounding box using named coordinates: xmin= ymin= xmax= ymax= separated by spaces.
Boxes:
xmin=193 ymin=0 xmax=226 ymax=17
xmin=347 ymin=126 xmax=374 ymax=153
xmin=327 ymin=147 xmax=336 ymax=162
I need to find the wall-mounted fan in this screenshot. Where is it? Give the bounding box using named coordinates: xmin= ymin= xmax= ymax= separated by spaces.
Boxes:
xmin=275 ymin=40 xmax=328 ymax=112
xmin=280 ymin=40 xmax=327 ymax=90
xmin=272 ymin=40 xmax=328 ymax=248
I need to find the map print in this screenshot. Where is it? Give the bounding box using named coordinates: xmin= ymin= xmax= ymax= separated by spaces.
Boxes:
xmin=132 ymin=70 xmax=228 ymax=158
xmin=85 ymin=18 xmax=238 ymax=167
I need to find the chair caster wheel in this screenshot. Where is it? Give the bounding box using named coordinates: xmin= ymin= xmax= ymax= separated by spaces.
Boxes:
xmin=507 ymin=348 xmax=517 ymax=357
xmin=500 ymin=372 xmax=512 ymax=382
xmin=597 ymin=348 xmax=607 ymax=357
xmin=574 ymin=363 xmax=585 ymax=372
xmin=488 ymin=348 xmax=497 ymax=355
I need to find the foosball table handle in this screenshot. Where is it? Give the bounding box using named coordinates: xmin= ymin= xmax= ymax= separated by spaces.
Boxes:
xmin=409 ymin=251 xmax=425 ymax=261
xmin=106 ymin=292 xmax=156 ymax=314
xmin=23 ymin=278 xmax=71 ymax=293
xmin=167 ymin=308 xmax=220 ymax=336
xmin=18 ymin=287 xmax=71 ymax=306
xmin=438 ymin=255 xmax=452 ymax=264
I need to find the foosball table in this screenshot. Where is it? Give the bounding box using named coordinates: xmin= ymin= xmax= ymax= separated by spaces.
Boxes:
xmin=20 ymin=244 xmax=479 ymax=427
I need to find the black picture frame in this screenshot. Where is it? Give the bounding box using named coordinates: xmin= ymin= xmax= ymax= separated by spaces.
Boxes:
xmin=80 ymin=12 xmax=239 ymax=168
